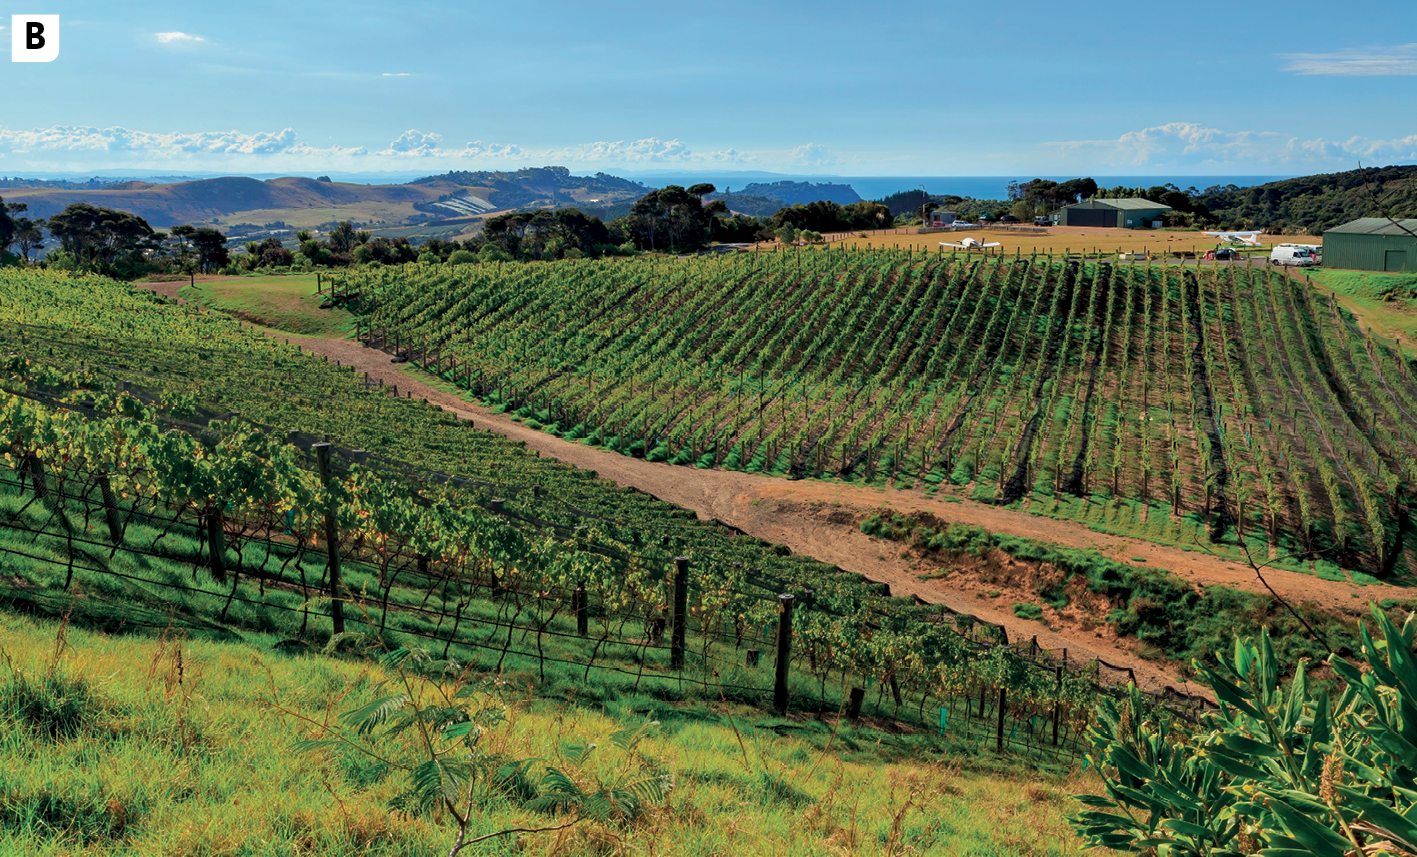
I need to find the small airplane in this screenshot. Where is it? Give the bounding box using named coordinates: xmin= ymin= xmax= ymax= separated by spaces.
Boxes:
xmin=1202 ymin=230 xmax=1263 ymax=246
xmin=940 ymin=237 xmax=1002 ymax=252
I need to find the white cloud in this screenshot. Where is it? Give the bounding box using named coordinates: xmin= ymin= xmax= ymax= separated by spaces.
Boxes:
xmin=155 ymin=32 xmax=205 ymax=44
xmin=0 ymin=124 xmax=368 ymax=163
xmin=786 ymin=142 xmax=837 ymax=167
xmin=383 ymin=129 xmax=443 ymax=156
xmin=0 ymin=122 xmax=824 ymax=173
xmin=1045 ymin=121 xmax=1417 ymax=170
xmin=382 ymin=72 xmax=412 ymax=77
xmin=1283 ymin=45 xmax=1417 ymax=76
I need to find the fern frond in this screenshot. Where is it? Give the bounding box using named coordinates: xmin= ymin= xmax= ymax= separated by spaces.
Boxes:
xmin=341 ymin=693 xmax=410 ymax=736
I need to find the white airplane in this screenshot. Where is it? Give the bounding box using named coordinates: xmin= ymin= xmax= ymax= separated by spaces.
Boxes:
xmin=1203 ymin=230 xmax=1263 ymax=246
xmin=940 ymin=237 xmax=1002 ymax=251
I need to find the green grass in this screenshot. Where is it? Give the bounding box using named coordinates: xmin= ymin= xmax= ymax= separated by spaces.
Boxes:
xmin=181 ymin=274 xmax=354 ymax=338
xmin=1309 ymin=268 xmax=1417 ymax=357
xmin=0 ymin=611 xmax=1102 ymax=856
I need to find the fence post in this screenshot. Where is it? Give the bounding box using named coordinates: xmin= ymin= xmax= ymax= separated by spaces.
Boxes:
xmin=313 ymin=443 xmax=345 ymax=635
xmin=1053 ymin=665 xmax=1063 ymax=746
xmin=773 ymin=593 xmax=795 ymax=713
xmin=996 ymin=687 xmax=1007 ymax=752
xmin=671 ymin=556 xmax=689 ymax=670
xmin=848 ymin=686 xmax=865 ymax=720
xmin=96 ymin=474 xmax=123 ymax=544
xmin=574 ymin=582 xmax=588 ymax=636
xmin=206 ymin=507 xmax=227 ymax=583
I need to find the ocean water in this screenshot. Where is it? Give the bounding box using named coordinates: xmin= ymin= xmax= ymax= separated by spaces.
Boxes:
xmin=640 ymin=174 xmax=1292 ymax=201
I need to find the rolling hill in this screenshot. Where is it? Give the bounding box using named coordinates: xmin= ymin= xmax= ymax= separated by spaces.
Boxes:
xmin=0 ymin=167 xmax=647 ymax=230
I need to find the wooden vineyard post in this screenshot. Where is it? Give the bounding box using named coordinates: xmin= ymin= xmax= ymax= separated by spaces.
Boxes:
xmin=848 ymin=686 xmax=865 ymax=720
xmin=1052 ymin=665 xmax=1063 ymax=746
xmin=996 ymin=686 xmax=1007 ymax=752
xmin=313 ymin=443 xmax=345 ymax=635
xmin=574 ymin=582 xmax=588 ymax=636
xmin=773 ymin=593 xmax=795 ymax=713
xmin=671 ymin=557 xmax=689 ymax=670
xmin=97 ymin=474 xmax=123 ymax=544
xmin=207 ymin=507 xmax=227 ymax=583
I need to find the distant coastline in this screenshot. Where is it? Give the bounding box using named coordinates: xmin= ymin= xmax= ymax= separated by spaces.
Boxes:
xmin=628 ymin=174 xmax=1296 ymax=201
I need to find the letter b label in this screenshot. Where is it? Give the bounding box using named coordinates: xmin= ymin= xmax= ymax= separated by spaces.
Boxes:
xmin=12 ymin=15 xmax=60 ymax=62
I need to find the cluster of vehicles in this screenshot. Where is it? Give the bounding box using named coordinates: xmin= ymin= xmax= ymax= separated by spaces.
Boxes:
xmin=1204 ymin=231 xmax=1321 ymax=266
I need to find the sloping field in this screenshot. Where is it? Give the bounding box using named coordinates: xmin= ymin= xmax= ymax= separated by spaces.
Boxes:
xmin=349 ymin=250 xmax=1417 ymax=582
xmin=2 ymin=175 xmax=460 ymax=227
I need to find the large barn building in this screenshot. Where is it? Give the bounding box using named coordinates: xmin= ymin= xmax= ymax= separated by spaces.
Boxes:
xmin=1053 ymin=198 xmax=1172 ymax=229
xmin=1321 ymin=218 xmax=1417 ymax=272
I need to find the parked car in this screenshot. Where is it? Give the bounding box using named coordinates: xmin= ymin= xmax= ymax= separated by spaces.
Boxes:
xmin=1033 ymin=216 xmax=1050 ymax=227
xmin=999 ymin=214 xmax=1020 ymax=223
xmin=1269 ymin=246 xmax=1316 ymax=267
xmin=1214 ymin=247 xmax=1240 ymax=260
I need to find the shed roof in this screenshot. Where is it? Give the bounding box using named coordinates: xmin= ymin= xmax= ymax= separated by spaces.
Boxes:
xmin=1063 ymin=197 xmax=1173 ymax=211
xmin=1325 ymin=217 xmax=1417 ymax=236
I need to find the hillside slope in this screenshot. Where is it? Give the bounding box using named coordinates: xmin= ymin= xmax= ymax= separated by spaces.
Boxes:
xmin=1 ymin=167 xmax=646 ymax=229
xmin=1197 ymin=164 xmax=1417 ymax=233
xmin=351 ymin=252 xmax=1417 ymax=583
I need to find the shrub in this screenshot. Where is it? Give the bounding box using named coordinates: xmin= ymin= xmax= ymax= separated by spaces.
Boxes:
xmin=1072 ymin=606 xmax=1417 ymax=856
xmin=446 ymin=249 xmax=478 ymax=266
xmin=1012 ymin=603 xmax=1043 ymax=621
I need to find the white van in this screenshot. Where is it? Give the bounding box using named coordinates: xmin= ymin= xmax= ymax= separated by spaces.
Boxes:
xmin=1279 ymin=243 xmax=1321 ymax=262
xmin=1270 ymin=246 xmax=1316 ymax=267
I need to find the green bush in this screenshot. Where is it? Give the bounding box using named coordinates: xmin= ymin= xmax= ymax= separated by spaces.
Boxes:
xmin=1012 ymin=603 xmax=1043 ymax=621
xmin=1071 ymin=605 xmax=1417 ymax=856
xmin=446 ymin=249 xmax=478 ymax=266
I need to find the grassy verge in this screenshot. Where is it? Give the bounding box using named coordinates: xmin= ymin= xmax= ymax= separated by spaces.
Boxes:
xmin=860 ymin=510 xmax=1415 ymax=677
xmin=0 ymin=611 xmax=1102 ymax=856
xmin=1309 ymin=268 xmax=1417 ymax=359
xmin=181 ymin=274 xmax=353 ymax=338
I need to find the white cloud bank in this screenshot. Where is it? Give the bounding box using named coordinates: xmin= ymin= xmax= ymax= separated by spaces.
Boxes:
xmin=0 ymin=123 xmax=765 ymax=172
xmin=1283 ymin=45 xmax=1417 ymax=76
xmin=1045 ymin=122 xmax=1417 ymax=171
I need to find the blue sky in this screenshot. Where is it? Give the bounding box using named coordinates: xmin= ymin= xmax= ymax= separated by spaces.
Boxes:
xmin=2 ymin=0 xmax=1416 ymax=177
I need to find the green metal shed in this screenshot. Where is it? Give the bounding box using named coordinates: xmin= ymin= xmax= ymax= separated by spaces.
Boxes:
xmin=1053 ymin=198 xmax=1172 ymax=229
xmin=1322 ymin=218 xmax=1417 ymax=272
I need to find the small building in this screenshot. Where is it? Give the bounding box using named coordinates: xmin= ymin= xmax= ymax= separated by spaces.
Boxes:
xmin=1321 ymin=218 xmax=1417 ymax=272
xmin=1053 ymin=198 xmax=1172 ymax=229
xmin=928 ymin=209 xmax=958 ymax=227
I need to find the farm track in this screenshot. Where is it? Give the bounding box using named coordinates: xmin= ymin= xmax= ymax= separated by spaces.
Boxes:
xmin=207 ymin=321 xmax=1415 ymax=698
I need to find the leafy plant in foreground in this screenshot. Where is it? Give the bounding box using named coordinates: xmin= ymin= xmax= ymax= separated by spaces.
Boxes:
xmin=1070 ymin=603 xmax=1416 ymax=856
xmin=273 ymin=637 xmax=669 ymax=856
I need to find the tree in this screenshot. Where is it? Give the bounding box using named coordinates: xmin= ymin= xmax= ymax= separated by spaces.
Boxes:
xmin=46 ymin=203 xmax=155 ymax=270
xmin=0 ymin=197 xmax=24 ymax=257
xmin=620 ymin=184 xmax=722 ymax=252
xmin=13 ymin=217 xmax=44 ymax=262
xmin=171 ymin=224 xmax=231 ymax=273
xmin=328 ymin=221 xmax=358 ymax=253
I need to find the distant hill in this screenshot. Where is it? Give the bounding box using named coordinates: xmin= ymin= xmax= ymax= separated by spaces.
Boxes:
xmin=706 ymin=193 xmax=785 ymax=217
xmin=0 ymin=166 xmax=648 ymax=230
xmin=733 ymin=180 xmax=860 ymax=206
xmin=1197 ymin=164 xmax=1417 ymax=233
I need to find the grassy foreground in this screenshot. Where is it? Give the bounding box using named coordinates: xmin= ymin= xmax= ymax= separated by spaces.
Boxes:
xmin=0 ymin=613 xmax=1101 ymax=856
